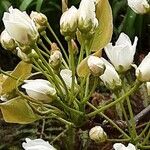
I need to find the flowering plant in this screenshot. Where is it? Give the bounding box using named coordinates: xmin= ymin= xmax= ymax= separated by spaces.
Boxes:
xmin=0 ymin=0 xmax=149 ymax=149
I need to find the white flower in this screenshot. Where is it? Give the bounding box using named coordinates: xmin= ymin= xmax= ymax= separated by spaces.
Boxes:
xmin=60 ymin=6 xmax=78 ymax=36
xmin=87 ymin=56 xmax=105 ymax=76
xmin=104 ymin=33 xmax=138 ymax=72
xmin=100 ymin=58 xmax=121 ymax=89
xmin=0 ymin=29 xmax=16 ymax=50
xmin=113 ymin=143 xmax=136 ymax=150
xmin=22 ymin=138 xmax=56 ymax=150
xmin=78 ymin=0 xmax=98 ymax=32
xmin=136 ymin=52 xmax=150 ymax=82
xmin=60 ymin=69 xmax=77 ymax=89
xmin=2 ymin=6 xmax=38 ymax=45
xmin=127 ymin=0 xmax=150 ymax=14
xmin=22 ymin=79 xmax=56 ymax=103
xmin=89 ymin=126 xmax=107 ymax=142
xmin=30 ymin=11 xmax=47 ymax=32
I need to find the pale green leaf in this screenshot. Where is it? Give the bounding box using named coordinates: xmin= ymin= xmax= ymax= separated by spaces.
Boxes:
xmin=90 ymin=0 xmax=113 ymax=51
xmin=1 ymin=61 xmax=32 ymax=94
xmin=0 ymin=97 xmax=40 ymax=124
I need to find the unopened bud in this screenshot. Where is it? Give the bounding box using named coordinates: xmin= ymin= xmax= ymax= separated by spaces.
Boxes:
xmin=78 ymin=0 xmax=99 ymax=34
xmin=17 ymin=47 xmax=30 ymax=62
xmin=30 ymin=11 xmax=48 ymax=32
xmin=89 ymin=126 xmax=107 ymax=142
xmin=87 ymin=56 xmax=105 ymax=76
xmin=60 ymin=6 xmax=78 ymax=37
xmin=0 ymin=30 xmax=17 ymax=50
xmin=28 ymin=49 xmax=39 ymax=60
xmin=49 ymin=50 xmax=62 ymax=69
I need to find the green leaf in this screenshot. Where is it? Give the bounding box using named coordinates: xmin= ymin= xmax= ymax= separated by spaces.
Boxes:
xmin=36 ymin=0 xmax=43 ymax=11
xmin=0 ymin=97 xmax=40 ymax=124
xmin=77 ymin=57 xmax=90 ymax=77
xmin=1 ymin=61 xmax=32 ymax=94
xmin=90 ymin=0 xmax=113 ymax=51
xmin=19 ymin=0 xmax=34 ymax=11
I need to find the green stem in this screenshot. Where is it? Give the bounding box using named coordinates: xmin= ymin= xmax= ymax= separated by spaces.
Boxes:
xmin=122 ymin=78 xmax=138 ymax=139
xmin=78 ymin=43 xmax=85 ymax=65
xmin=136 ymin=122 xmax=150 ymax=141
xmin=141 ymin=128 xmax=150 ymax=145
xmin=86 ymin=80 xmax=142 ymax=118
xmin=56 ymin=97 xmax=83 ymax=116
xmin=0 ymin=69 xmax=23 ymax=83
xmin=87 ymin=102 xmax=130 ymax=139
xmin=107 ymin=138 xmax=130 ymax=142
xmin=50 ymin=128 xmax=68 ymax=144
xmin=38 ymin=39 xmax=51 ymax=54
xmin=68 ymin=40 xmax=75 ymax=103
xmin=51 ymin=113 xmax=74 ymax=126
xmin=40 ymin=31 xmax=52 ymax=45
xmin=33 ymin=45 xmax=64 ymax=97
xmin=47 ymin=23 xmax=69 ymax=62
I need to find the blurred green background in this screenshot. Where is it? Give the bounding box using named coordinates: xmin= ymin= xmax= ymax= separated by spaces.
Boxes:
xmin=0 ymin=0 xmax=150 ymax=149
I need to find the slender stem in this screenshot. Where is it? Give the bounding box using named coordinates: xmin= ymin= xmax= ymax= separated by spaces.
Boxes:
xmin=33 ymin=45 xmax=64 ymax=96
xmin=126 ymin=96 xmax=137 ymax=138
xmin=40 ymin=119 xmax=46 ymax=138
xmin=86 ymin=80 xmax=142 ymax=118
xmin=87 ymin=102 xmax=130 ymax=139
xmin=68 ymin=40 xmax=75 ymax=103
xmin=107 ymin=139 xmax=130 ymax=142
xmin=141 ymin=128 xmax=150 ymax=145
xmin=82 ymin=77 xmax=98 ymax=104
xmin=38 ymin=39 xmax=51 ymax=54
xmin=51 ymin=113 xmax=74 ymax=126
xmin=50 ymin=128 xmax=68 ymax=144
xmin=136 ymin=122 xmax=150 ymax=141
xmin=114 ymin=91 xmax=132 ymax=137
xmin=56 ymin=97 xmax=83 ymax=116
xmin=38 ymin=38 xmax=69 ymax=69
xmin=47 ymin=23 xmax=69 ymax=61
xmin=78 ymin=43 xmax=85 ymax=65
xmin=138 ymin=145 xmax=150 ymax=149
xmin=122 ymin=78 xmax=137 ymax=139
xmin=40 ymin=31 xmax=52 ymax=45
xmin=0 ymin=69 xmax=23 ymax=83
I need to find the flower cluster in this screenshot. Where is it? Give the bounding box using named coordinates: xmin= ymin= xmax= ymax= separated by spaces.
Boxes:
xmin=60 ymin=0 xmax=98 ymax=38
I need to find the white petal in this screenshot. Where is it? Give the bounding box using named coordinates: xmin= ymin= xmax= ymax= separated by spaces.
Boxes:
xmin=116 ymin=32 xmax=131 ymax=46
xmin=113 ymin=143 xmax=127 ymax=150
xmin=127 ymin=143 xmax=136 ymax=150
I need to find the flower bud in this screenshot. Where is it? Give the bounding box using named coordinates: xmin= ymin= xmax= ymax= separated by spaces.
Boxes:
xmin=22 ymin=138 xmax=56 ymax=150
xmin=2 ymin=6 xmax=39 ymax=46
xmin=78 ymin=0 xmax=98 ymax=33
xmin=136 ymin=52 xmax=150 ymax=82
xmin=28 ymin=49 xmax=39 ymax=60
xmin=127 ymin=0 xmax=150 ymax=14
xmin=87 ymin=56 xmax=105 ymax=76
xmin=17 ymin=47 xmax=30 ymax=62
xmin=0 ymin=30 xmax=16 ymax=50
xmin=113 ymin=143 xmax=136 ymax=150
xmin=89 ymin=126 xmax=107 ymax=142
xmin=22 ymin=79 xmax=56 ymax=103
xmin=60 ymin=6 xmax=78 ymax=37
xmin=49 ymin=50 xmax=62 ymax=69
xmin=30 ymin=11 xmax=48 ymax=32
